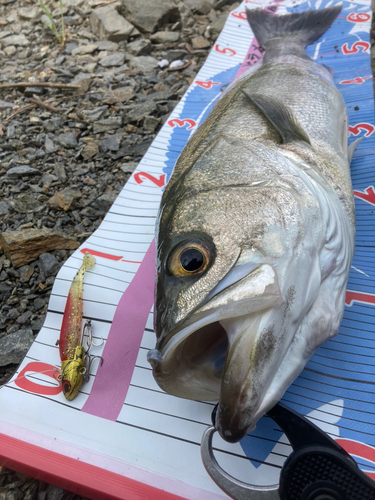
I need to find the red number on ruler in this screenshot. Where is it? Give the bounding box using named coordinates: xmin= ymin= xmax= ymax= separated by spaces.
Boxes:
xmin=340 ymin=76 xmax=371 ymax=84
xmin=231 ymin=11 xmax=247 ymax=20
xmin=353 ymin=186 xmax=375 ymax=205
xmin=215 ymin=44 xmax=236 ymax=56
xmin=15 ymin=362 xmax=61 ymax=396
xmin=342 ymin=41 xmax=370 ymax=54
xmin=345 ymin=290 xmax=375 ymax=307
xmin=348 ymin=123 xmax=374 ymax=137
xmin=167 ymin=118 xmax=196 ymax=130
xmin=196 ymin=80 xmax=221 ymax=89
xmin=347 ymin=12 xmax=371 ymax=23
xmin=134 ymin=172 xmax=166 ymax=187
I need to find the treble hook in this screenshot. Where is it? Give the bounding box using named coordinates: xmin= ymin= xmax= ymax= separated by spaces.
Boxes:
xmin=82 ymin=320 xmax=104 ymax=350
xmin=83 ymin=354 xmax=104 ymax=382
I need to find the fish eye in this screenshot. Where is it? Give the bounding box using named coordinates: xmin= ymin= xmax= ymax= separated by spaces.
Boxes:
xmin=62 ymin=380 xmax=71 ymax=394
xmin=168 ymin=241 xmax=210 ymax=277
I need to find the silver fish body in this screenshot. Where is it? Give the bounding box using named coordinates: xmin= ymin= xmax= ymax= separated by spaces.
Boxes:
xmin=148 ymin=5 xmax=355 ymax=443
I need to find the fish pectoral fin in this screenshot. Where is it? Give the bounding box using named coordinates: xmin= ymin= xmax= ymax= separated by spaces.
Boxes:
xmin=240 ymin=89 xmax=311 ymax=145
xmin=347 ymin=137 xmax=363 ymax=165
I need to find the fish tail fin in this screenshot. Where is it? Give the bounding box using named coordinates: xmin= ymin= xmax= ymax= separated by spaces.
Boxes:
xmin=246 ymin=5 xmax=342 ymax=49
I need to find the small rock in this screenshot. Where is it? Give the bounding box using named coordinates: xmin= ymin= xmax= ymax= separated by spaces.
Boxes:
xmin=118 ymin=0 xmax=180 ymax=33
xmin=210 ymin=12 xmax=227 ymax=39
xmin=120 ymin=161 xmax=138 ymax=173
xmin=71 ymin=43 xmax=98 ymax=56
xmin=47 ymin=188 xmax=81 ymax=211
xmin=6 ymin=166 xmax=40 ymax=178
xmin=34 ymin=297 xmax=45 ymax=310
xmin=82 ymin=142 xmax=99 ymax=159
xmin=0 ymin=201 xmax=9 ymax=215
xmin=39 ymin=253 xmax=60 ymax=277
xmin=65 ymin=42 xmax=78 ymax=54
xmin=93 ymin=117 xmax=122 ymax=133
xmin=17 ymin=310 xmax=33 ymax=325
xmin=90 ymin=3 xmax=138 ymax=41
xmin=96 ymin=40 xmax=119 ymax=51
xmin=45 ymin=137 xmax=56 ymax=154
xmin=0 ymin=99 xmax=15 ymax=110
xmin=151 ymin=31 xmax=180 ymax=43
xmin=165 ymin=49 xmax=187 ymax=62
xmin=185 ymin=0 xmax=212 ymax=14
xmin=99 ymin=52 xmax=126 ymax=67
xmin=143 ymin=115 xmax=160 ymax=132
xmin=56 ymin=131 xmax=78 ymax=149
xmin=158 ymin=58 xmax=169 ymax=68
xmin=54 ymin=164 xmax=67 ymax=183
xmin=4 ymin=45 xmax=16 ymax=56
xmin=127 ymin=38 xmax=152 ymax=56
xmin=191 ymin=35 xmax=211 ymax=49
xmin=0 ymin=329 xmax=34 ymax=366
xmin=19 ymin=265 xmax=34 ymax=282
xmin=2 ymin=34 xmax=29 ymax=46
xmin=126 ymin=100 xmax=157 ymax=122
xmin=81 ymin=106 xmax=108 ymax=122
xmin=71 ymin=72 xmax=92 ymax=92
xmin=93 ymin=191 xmax=118 ymax=212
xmin=0 ymin=283 xmax=12 ymax=300
xmin=103 ymin=87 xmax=134 ymax=104
xmin=101 ymin=134 xmax=122 ymax=152
xmin=129 ymin=55 xmax=159 ymax=74
xmin=18 ymin=6 xmax=41 ymax=20
xmin=12 ymin=195 xmax=41 ymax=214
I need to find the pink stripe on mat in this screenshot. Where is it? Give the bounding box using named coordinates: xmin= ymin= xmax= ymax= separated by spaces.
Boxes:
xmin=82 ymin=239 xmax=155 ymax=420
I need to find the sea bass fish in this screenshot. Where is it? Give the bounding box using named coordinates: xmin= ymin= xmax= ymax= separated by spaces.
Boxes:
xmin=147 ymin=5 xmax=356 ymax=443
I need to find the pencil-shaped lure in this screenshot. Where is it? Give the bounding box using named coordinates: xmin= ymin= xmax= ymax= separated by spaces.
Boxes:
xmin=58 ymin=252 xmax=101 ymax=400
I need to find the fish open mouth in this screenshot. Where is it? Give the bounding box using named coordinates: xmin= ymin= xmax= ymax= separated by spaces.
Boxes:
xmin=148 ymin=263 xmax=282 ymax=409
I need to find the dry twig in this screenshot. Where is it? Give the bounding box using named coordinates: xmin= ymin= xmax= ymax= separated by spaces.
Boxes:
xmin=0 ymin=82 xmax=81 ymax=90
xmin=4 ymin=104 xmax=36 ymax=122
xmin=29 ymin=99 xmax=59 ymax=113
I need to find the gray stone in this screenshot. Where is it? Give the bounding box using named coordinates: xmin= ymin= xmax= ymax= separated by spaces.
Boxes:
xmin=166 ymin=49 xmax=187 ymax=62
xmin=0 ymin=201 xmax=8 ymax=215
xmin=71 ymin=72 xmax=92 ymax=92
xmin=44 ymin=137 xmax=56 ymax=153
xmin=90 ymin=3 xmax=137 ymax=42
xmin=4 ymin=45 xmax=15 ymax=56
xmin=129 ymin=55 xmax=159 ymax=74
xmin=184 ymin=0 xmax=212 ymax=14
xmin=103 ymin=87 xmax=134 ymax=104
xmin=0 ymin=329 xmax=34 ymax=366
xmin=101 ymin=134 xmax=122 ymax=152
xmin=34 ymin=297 xmax=45 ymax=310
xmin=6 ymin=166 xmax=40 ymax=178
xmin=65 ymin=42 xmax=78 ymax=54
xmin=1 ymin=34 xmax=29 ymax=46
xmin=12 ymin=195 xmax=41 ymax=214
xmin=0 ymin=99 xmax=15 ymax=110
xmin=126 ymin=100 xmax=157 ymax=122
xmin=93 ymin=117 xmax=122 ymax=134
xmin=81 ymin=106 xmax=108 ymax=123
xmin=6 ymin=125 xmax=15 ymax=138
xmin=56 ymin=131 xmax=78 ymax=149
xmin=143 ymin=115 xmax=160 ymax=132
xmin=127 ymin=38 xmax=152 ymax=56
xmin=96 ymin=40 xmax=119 ymax=51
xmin=210 ymin=12 xmax=227 ymax=39
xmin=71 ymin=43 xmax=98 ymax=56
xmin=64 ymin=0 xmax=85 ymax=7
xmin=54 ymin=164 xmax=67 ymax=183
xmin=17 ymin=310 xmax=32 ymax=324
xmin=151 ymin=31 xmax=180 ymax=43
xmin=39 ymin=253 xmax=60 ymax=277
xmin=18 ymin=6 xmax=41 ymax=20
xmin=0 ymin=283 xmax=12 ymax=300
xmin=120 ymin=161 xmax=138 ymax=173
xmin=93 ymin=191 xmax=118 ymax=212
xmin=99 ymin=52 xmax=126 ymax=67
xmin=19 ymin=265 xmax=34 ymax=282
xmin=118 ymin=0 xmax=180 ymax=33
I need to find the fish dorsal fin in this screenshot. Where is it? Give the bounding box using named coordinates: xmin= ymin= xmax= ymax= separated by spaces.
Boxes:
xmin=241 ymin=89 xmax=311 ymax=145
xmin=347 ymin=137 xmax=362 ymax=165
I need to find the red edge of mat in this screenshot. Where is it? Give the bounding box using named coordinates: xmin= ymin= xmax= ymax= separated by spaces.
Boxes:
xmin=0 ymin=432 xmax=186 ymax=500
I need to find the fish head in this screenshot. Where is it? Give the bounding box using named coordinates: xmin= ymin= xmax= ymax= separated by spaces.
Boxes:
xmin=60 ymin=346 xmax=86 ymax=400
xmin=149 ymin=142 xmax=325 ymax=442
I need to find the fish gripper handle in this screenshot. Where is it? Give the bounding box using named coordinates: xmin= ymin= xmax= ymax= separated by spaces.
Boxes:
xmin=279 ymin=445 xmax=375 ymax=500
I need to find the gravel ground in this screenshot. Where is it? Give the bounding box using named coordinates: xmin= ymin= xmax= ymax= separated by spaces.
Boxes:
xmin=0 ymin=0 xmax=374 ymax=498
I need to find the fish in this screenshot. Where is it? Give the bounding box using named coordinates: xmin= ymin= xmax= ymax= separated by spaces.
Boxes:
xmin=59 ymin=251 xmax=96 ymax=400
xmin=147 ymin=5 xmax=356 ymax=443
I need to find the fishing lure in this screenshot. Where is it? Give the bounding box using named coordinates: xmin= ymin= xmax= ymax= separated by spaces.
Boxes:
xmin=58 ymin=252 xmax=103 ymax=400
